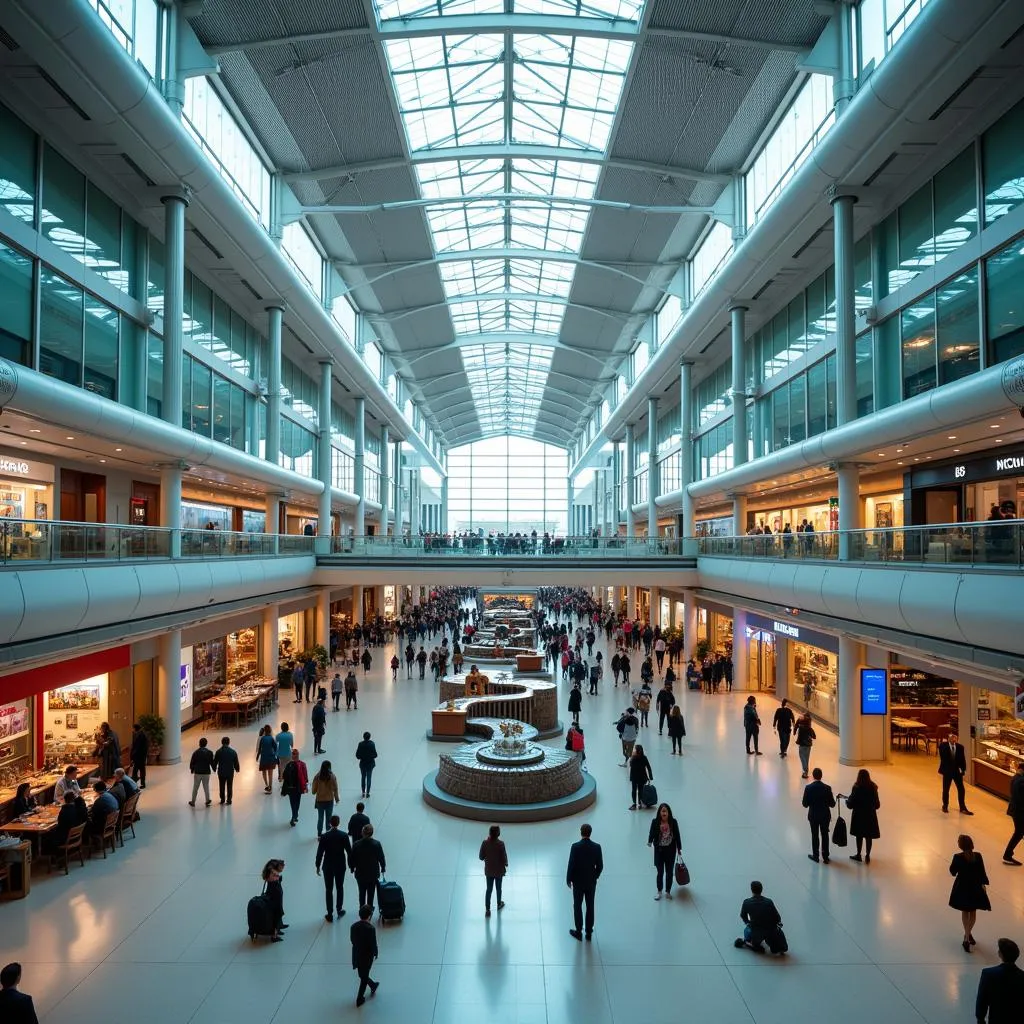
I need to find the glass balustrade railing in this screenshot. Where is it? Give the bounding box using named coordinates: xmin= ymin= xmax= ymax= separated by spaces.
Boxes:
xmin=0 ymin=519 xmax=316 ymax=564
xmin=327 ymin=535 xmax=687 ymax=558
xmin=696 ymin=521 xmax=1024 ymax=568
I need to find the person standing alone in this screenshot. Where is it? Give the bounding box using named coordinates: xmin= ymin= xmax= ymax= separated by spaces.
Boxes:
xmin=744 ymin=696 xmax=763 ymax=755
xmin=938 ymin=731 xmax=974 ymax=816
xmin=311 ymin=697 xmax=327 ymax=755
xmin=355 ymin=732 xmax=377 ymax=798
xmin=479 ymin=824 xmax=508 ymax=917
xmin=802 ymin=767 xmax=836 ymax=863
xmin=129 ymin=723 xmax=149 ymax=789
xmin=975 ymin=937 xmax=1024 ymax=1022
xmin=566 ymin=823 xmax=603 ymax=941
xmin=350 ymin=905 xmax=380 ymax=1006
xmin=281 ymin=748 xmax=308 ymax=827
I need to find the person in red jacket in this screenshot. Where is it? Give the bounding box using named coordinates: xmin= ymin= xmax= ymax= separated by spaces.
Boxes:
xmin=281 ymin=748 xmax=308 ymax=827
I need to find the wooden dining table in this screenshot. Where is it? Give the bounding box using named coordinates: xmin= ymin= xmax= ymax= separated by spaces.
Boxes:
xmin=3 ymin=791 xmax=97 ymax=860
xmin=202 ymin=683 xmax=276 ymax=728
xmin=891 ymin=717 xmax=928 ymax=750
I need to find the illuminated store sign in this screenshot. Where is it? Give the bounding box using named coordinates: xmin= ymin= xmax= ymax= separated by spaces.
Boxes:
xmin=0 ymin=457 xmax=31 ymax=475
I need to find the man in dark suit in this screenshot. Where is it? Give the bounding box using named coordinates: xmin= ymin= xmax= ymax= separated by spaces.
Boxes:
xmin=801 ymin=768 xmax=836 ymax=863
xmin=566 ymin=823 xmax=603 ymax=940
xmin=212 ymin=736 xmax=240 ymax=805
xmin=350 ymin=904 xmax=379 ymax=1007
xmin=316 ymin=814 xmax=352 ymax=922
xmin=129 ymin=723 xmax=149 ymax=788
xmin=976 ymin=937 xmax=1024 ymax=1023
xmin=0 ymin=962 xmax=39 ymax=1024
xmin=938 ymin=731 xmax=974 ymax=815
xmin=349 ymin=824 xmax=386 ymax=913
xmin=1002 ymin=761 xmax=1024 ymax=865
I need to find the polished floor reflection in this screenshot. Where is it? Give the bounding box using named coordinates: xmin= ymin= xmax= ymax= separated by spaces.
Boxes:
xmin=5 ymin=629 xmax=1023 ymax=1023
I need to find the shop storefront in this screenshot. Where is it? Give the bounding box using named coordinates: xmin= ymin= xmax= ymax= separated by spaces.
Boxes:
xmin=181 ymin=628 xmax=261 ymax=726
xmin=909 ymin=448 xmax=1024 ymax=525
xmin=970 ymin=683 xmax=1024 ymax=800
xmin=696 ymin=599 xmax=733 ymax=658
xmin=278 ymin=612 xmax=306 ymax=660
xmin=180 ymin=498 xmax=266 ymax=533
xmin=741 ymin=613 xmax=779 ymax=693
xmin=0 ymin=453 xmax=55 ymax=559
xmin=889 ymin=665 xmax=958 ymax=737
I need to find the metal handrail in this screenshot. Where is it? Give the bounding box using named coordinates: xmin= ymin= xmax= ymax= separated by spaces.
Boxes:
xmin=327 ymin=535 xmax=687 ymax=558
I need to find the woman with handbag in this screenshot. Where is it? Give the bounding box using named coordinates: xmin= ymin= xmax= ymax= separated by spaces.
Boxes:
xmin=845 ymin=769 xmax=880 ymax=863
xmin=647 ymin=802 xmax=683 ymax=900
xmin=256 ymin=725 xmax=278 ymax=794
xmin=311 ymin=760 xmax=340 ymax=838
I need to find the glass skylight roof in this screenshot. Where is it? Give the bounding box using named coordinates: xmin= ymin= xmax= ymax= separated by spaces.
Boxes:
xmin=374 ymin=0 xmax=643 ymax=439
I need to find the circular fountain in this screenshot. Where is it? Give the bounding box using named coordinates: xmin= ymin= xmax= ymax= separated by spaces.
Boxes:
xmin=422 ymin=718 xmax=596 ymax=822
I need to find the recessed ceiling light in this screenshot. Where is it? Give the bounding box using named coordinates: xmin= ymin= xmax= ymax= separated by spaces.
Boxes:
xmin=19 ymin=441 xmax=27 ymax=445
xmin=66 ymin=436 xmax=75 ymax=440
xmin=914 ymin=457 xmax=919 ymax=462
xmin=953 ymin=448 xmax=960 ymax=452
xmin=947 ymin=436 xmax=956 ymax=440
xmin=114 ymin=448 xmax=122 ymax=452
xmin=99 ymin=459 xmax=106 ymax=463
xmin=29 ymin=428 xmax=40 ymax=433
xmin=995 ymin=439 xmax=1003 ymax=443
xmin=878 ymin=452 xmax=885 ymax=457
xmin=991 ymin=424 xmax=1000 ymax=428
xmin=897 ymin=460 xmax=903 ymax=465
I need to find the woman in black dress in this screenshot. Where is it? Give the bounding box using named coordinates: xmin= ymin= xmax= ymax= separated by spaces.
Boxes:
xmin=948 ymin=834 xmax=990 ymax=951
xmin=262 ymin=859 xmax=287 ymax=942
xmin=845 ymin=769 xmax=880 ymax=863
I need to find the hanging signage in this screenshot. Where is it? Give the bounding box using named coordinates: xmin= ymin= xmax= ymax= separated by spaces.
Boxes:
xmin=744 ymin=612 xmax=840 ymax=654
xmin=890 ymin=667 xmax=956 ymax=689
xmin=180 ymin=645 xmax=193 ymax=711
xmin=861 ymin=668 xmax=888 ymax=716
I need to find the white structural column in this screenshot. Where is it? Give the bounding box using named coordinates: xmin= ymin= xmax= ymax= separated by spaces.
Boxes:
xmin=317 ymin=360 xmax=333 ymax=555
xmin=379 ymin=425 xmax=390 ymax=537
xmin=647 ymin=396 xmax=659 ymax=539
xmin=593 ymin=473 xmax=601 ymax=536
xmin=625 ymin=424 xmax=636 ymax=537
xmin=627 ymin=587 xmax=637 ymax=620
xmin=160 ymin=463 xmax=183 ymax=559
xmin=837 ymin=462 xmax=861 ymax=560
xmin=317 ymin=589 xmax=331 ymax=650
xmin=265 ymin=304 xmax=284 ymax=467
xmin=649 ymin=586 xmax=661 ymax=628
xmin=440 ymin=473 xmax=448 ymax=535
xmin=731 ymin=304 xmax=748 ymax=467
xmin=611 ymin=441 xmax=621 ymax=535
xmin=680 ymin=361 xmax=695 ymax=553
xmin=731 ymin=492 xmax=747 ymax=536
xmin=261 ymin=604 xmax=279 ymax=683
xmin=732 ymin=609 xmax=748 ymax=691
xmin=683 ymin=591 xmax=698 ymax=663
xmin=393 ymin=442 xmax=403 ymax=538
xmin=838 ymin=636 xmax=868 ymax=765
xmin=566 ymin=477 xmax=574 ymax=537
xmin=160 ymin=190 xmax=188 ymax=426
xmin=354 ymin=396 xmax=366 ymax=536
xmin=833 ymin=192 xmax=858 ymax=426
xmin=265 ymin=493 xmax=281 ymax=553
xmin=156 ymin=629 xmax=182 ymax=764
xmin=352 ymin=585 xmax=364 ymax=625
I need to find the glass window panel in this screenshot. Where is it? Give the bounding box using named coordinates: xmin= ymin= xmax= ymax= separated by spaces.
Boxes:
xmin=212 ymin=373 xmax=232 ymax=444
xmin=83 ymin=292 xmax=119 ymax=400
xmin=120 ymin=314 xmax=144 ymax=411
xmin=901 ymin=293 xmax=937 ymax=399
xmin=982 ymin=98 xmax=1024 ymax=227
xmin=877 ymin=211 xmax=899 ymax=299
xmin=147 ymin=235 xmax=165 ymax=321
xmin=147 ymin=332 xmax=163 ymax=417
xmin=41 ymin=145 xmax=86 ymax=260
xmin=896 ymin=184 xmax=935 ymax=288
xmin=771 ymin=384 xmax=789 ymax=452
xmin=0 ymin=239 xmax=33 ymax=366
xmin=181 ymin=353 xmax=192 ymax=430
xmin=854 ymin=234 xmax=872 ymax=311
xmin=857 ymin=0 xmax=886 ymax=76
xmin=985 ymin=238 xmax=1024 ymax=365
xmin=933 ymin=146 xmax=977 ymax=258
xmin=39 ymin=268 xmax=83 ymax=386
xmin=692 ymin=221 xmax=733 ymax=296
xmin=807 ymin=360 xmax=827 ymax=437
xmin=84 ymin=182 xmax=125 ymax=291
xmin=191 ymin=359 xmax=212 ymax=436
xmin=789 ymin=373 xmax=807 ymax=444
xmin=825 ymin=353 xmax=837 ymax=430
xmin=0 ymin=102 xmax=37 ymax=226
xmin=855 ymin=332 xmax=873 ymax=417
xmin=936 ymin=267 xmax=980 ymax=385
xmin=281 ymin=221 xmax=323 ymax=298
xmin=230 ymin=383 xmax=246 ymax=450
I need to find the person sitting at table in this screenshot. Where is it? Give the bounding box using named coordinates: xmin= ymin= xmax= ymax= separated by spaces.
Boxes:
xmin=44 ymin=791 xmax=88 ymax=855
xmin=11 ymin=783 xmax=37 ymax=817
xmin=52 ymin=765 xmax=81 ymax=805
xmin=89 ymin=781 xmax=119 ymax=834
xmin=109 ymin=767 xmax=138 ymax=807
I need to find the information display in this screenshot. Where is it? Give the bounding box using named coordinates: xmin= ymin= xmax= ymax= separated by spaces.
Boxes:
xmin=860 ymin=668 xmax=888 ymax=716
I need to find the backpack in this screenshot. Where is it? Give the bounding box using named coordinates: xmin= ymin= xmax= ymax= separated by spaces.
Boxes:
xmin=571 ymin=729 xmax=585 ymax=752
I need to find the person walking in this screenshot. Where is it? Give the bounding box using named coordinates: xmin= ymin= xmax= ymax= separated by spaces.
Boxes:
xmin=256 ymin=726 xmax=278 ymax=794
xmin=361 ymin=648 xmax=372 ymax=675
xmin=390 ymin=654 xmax=400 ymax=682
xmin=975 ymin=937 xmax=1024 ymax=1022
xmin=802 ymin=767 xmax=836 ymax=863
xmin=628 ymin=744 xmax=653 ymax=810
xmin=0 ymin=962 xmax=38 ymax=1023
xmin=350 ymin=904 xmax=380 ymax=1006
xmin=311 ymin=697 xmax=328 ymax=755
xmin=261 ymin=859 xmax=287 ymax=942
xmin=566 ymin=722 xmax=586 ymax=769
xmin=655 ymin=682 xmax=675 ymax=735
xmin=129 ymin=723 xmax=149 ymax=789
xmin=311 ymin=760 xmax=340 ymax=837
xmin=315 ymin=814 xmax=352 ymax=922
xmin=212 ymin=736 xmax=240 ymax=805
xmin=743 ymin=696 xmax=763 ymax=755
xmin=274 ymin=723 xmax=294 ymax=782
xmin=734 ymin=881 xmax=786 ymax=954
xmin=330 ymin=671 xmax=343 ymax=712
xmin=654 ymin=635 xmax=666 ymax=675
xmin=794 ymin=712 xmax=816 ymax=778
xmin=347 ymin=801 xmax=370 ymax=844
xmin=647 ymin=802 xmax=682 ymax=899
xmin=566 ymin=823 xmax=603 ymax=941
xmin=187 ymin=737 xmax=214 ymax=808
xmin=568 ymin=683 xmax=583 ymax=725
xmin=281 ymin=748 xmax=308 ymax=827
xmin=588 ymin=659 xmax=601 ymax=695
xmin=291 ymin=661 xmax=304 ymax=704
xmin=846 ymin=768 xmax=881 ymax=863
xmin=355 ymin=731 xmax=377 ymax=798
xmin=617 ymin=707 xmax=639 ymax=765
xmin=772 ymin=699 xmax=796 ymax=758
xmin=619 ymin=652 xmax=631 ymax=687
xmin=667 ymin=705 xmax=686 ymax=755
xmin=938 ymin=731 xmax=974 ymax=815
xmin=349 ymin=824 xmax=386 ymax=913
xmin=416 ymin=646 xmax=427 ymax=679
xmin=405 ymin=643 xmax=415 ymax=679
xmin=1002 ymin=761 xmax=1024 ymax=865
xmin=344 ymin=669 xmax=359 ymax=710
xmin=634 ymin=683 xmax=652 ymax=728
xmin=611 ymin=651 xmax=621 ymax=687
xmin=949 ymin=834 xmax=991 ymax=951
xmin=479 ymin=824 xmax=508 ymax=917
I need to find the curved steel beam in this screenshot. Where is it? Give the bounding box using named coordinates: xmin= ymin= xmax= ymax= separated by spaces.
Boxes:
xmin=303 ymin=194 xmax=713 ymax=215
xmin=376 ymin=294 xmax=634 ymax=322
xmin=399 ymin=335 xmax=617 ymax=366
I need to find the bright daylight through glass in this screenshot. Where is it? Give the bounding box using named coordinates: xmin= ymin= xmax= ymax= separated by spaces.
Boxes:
xmin=375 ymin=0 xmax=645 ymax=441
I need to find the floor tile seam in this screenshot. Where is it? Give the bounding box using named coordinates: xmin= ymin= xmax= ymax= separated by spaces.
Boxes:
xmin=183 ymin=959 xmax=245 ymax=1023
xmin=29 ymin=962 xmax=105 ymax=1019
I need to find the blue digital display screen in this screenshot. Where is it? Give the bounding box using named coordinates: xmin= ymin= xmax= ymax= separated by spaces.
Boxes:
xmin=861 ymin=668 xmax=888 ymax=716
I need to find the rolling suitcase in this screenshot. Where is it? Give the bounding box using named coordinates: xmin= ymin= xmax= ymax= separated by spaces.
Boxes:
xmin=377 ymin=877 xmax=405 ymax=923
xmin=640 ymin=782 xmax=657 ymax=808
xmin=766 ymin=926 xmax=789 ymax=954
xmin=247 ymin=887 xmax=274 ymax=942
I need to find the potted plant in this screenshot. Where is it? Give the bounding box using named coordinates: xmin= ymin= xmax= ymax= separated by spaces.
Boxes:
xmin=136 ymin=713 xmax=165 ymax=764
xmin=694 ymin=639 xmax=711 ymax=662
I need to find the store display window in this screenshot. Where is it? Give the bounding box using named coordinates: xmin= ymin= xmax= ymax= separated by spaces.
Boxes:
xmin=0 ymin=698 xmax=33 ymax=789
xmin=192 ymin=639 xmax=225 ymax=705
xmin=42 ymin=674 xmax=109 ymax=768
xmin=181 ymin=500 xmax=232 ymax=531
xmin=227 ymin=629 xmax=259 ymax=687
xmin=791 ymin=642 xmax=838 ymax=725
xmin=278 ymin=613 xmax=305 ymax=660
xmin=974 ymin=690 xmax=1023 ymax=799
xmin=0 ymin=454 xmax=55 ymax=559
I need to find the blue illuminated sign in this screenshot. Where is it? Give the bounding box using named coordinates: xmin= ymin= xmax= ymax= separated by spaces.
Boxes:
xmin=860 ymin=668 xmax=888 ymax=716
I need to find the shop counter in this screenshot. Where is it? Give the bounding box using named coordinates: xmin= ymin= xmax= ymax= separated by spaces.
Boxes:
xmin=0 ymin=841 xmax=31 ymax=900
xmin=515 ymin=654 xmax=545 ymax=672
xmin=973 ymin=758 xmax=1013 ymax=800
xmin=431 ymin=709 xmax=467 ymax=737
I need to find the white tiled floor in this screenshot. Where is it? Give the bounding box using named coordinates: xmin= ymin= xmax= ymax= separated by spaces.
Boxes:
xmin=5 ymin=619 xmax=1024 ymax=1023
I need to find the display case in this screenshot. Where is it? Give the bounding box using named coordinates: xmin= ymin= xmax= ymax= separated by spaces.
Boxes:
xmin=973 ymin=723 xmax=1024 ymax=800
xmin=794 ymin=644 xmax=838 ymax=725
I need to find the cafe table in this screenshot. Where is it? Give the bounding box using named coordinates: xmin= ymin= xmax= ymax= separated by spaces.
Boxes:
xmin=3 ymin=791 xmax=97 ymax=862
xmin=891 ymin=716 xmax=928 ymax=750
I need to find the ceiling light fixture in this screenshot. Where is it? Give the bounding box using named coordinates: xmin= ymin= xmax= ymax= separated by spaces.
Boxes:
xmin=29 ymin=429 xmax=40 ymax=433
xmin=66 ymin=436 xmax=75 ymax=440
